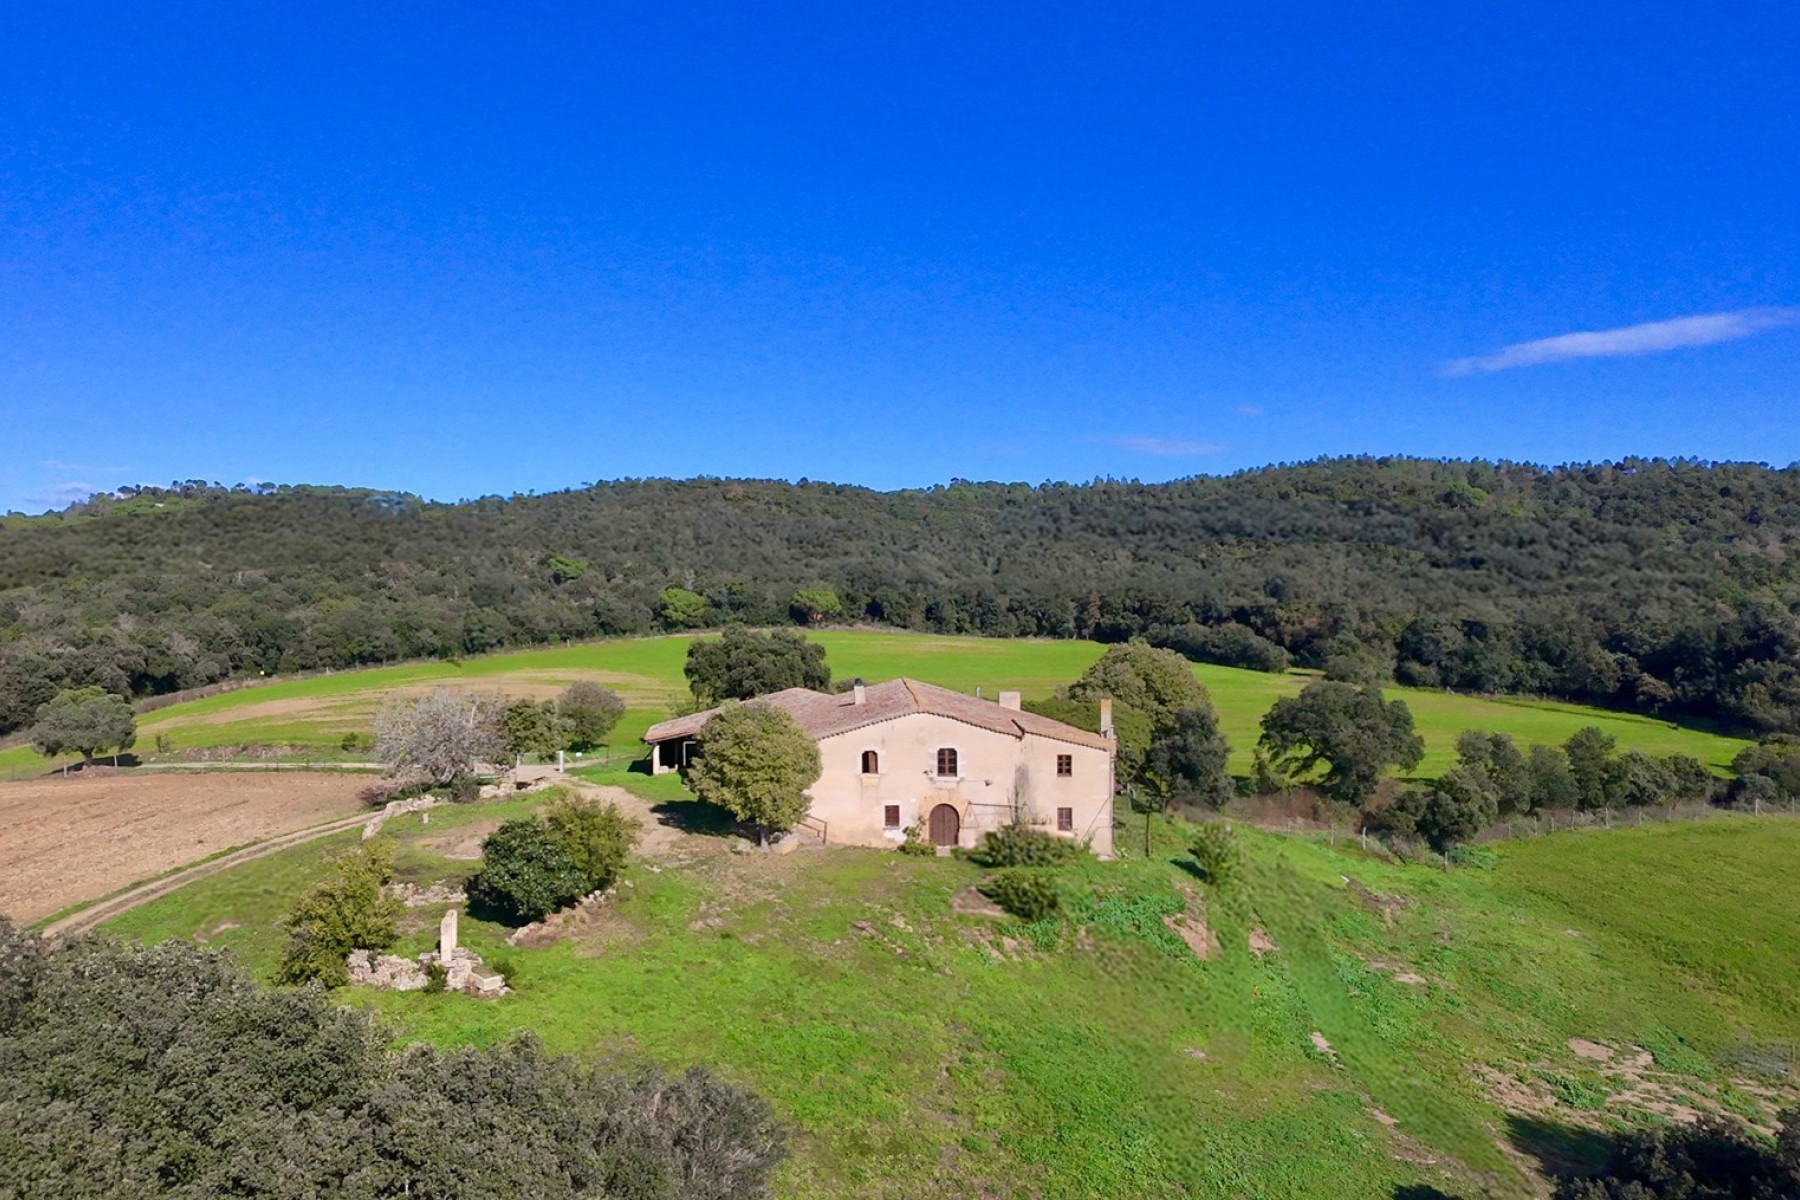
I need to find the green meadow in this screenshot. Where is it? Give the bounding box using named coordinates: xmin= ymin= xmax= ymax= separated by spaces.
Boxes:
xmin=0 ymin=631 xmax=1752 ymax=780
xmin=98 ymin=789 xmax=1800 ymax=1198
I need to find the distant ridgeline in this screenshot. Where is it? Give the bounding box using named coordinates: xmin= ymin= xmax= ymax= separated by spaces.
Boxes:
xmin=0 ymin=457 xmax=1797 ymax=737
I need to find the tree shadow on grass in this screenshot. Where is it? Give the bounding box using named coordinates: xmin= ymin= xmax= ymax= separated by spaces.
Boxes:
xmin=650 ymin=798 xmax=740 ymax=838
xmin=1171 ymin=856 xmax=1207 ymax=882
xmin=1392 ymin=1186 xmax=1463 ymax=1199
xmin=1504 ymin=1114 xmax=1612 ymax=1179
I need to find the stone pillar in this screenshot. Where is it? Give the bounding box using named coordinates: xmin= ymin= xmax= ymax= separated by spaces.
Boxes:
xmin=439 ymin=908 xmax=458 ymax=960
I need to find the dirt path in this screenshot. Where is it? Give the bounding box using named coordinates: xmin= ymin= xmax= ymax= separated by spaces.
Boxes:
xmin=42 ymin=812 xmax=373 ymax=940
xmin=564 ymin=780 xmax=698 ymax=858
xmin=32 ymin=777 xmax=703 ymax=940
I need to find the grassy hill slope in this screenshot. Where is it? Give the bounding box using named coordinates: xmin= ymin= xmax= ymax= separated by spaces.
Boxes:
xmin=97 ymin=794 xmax=1800 ymax=1198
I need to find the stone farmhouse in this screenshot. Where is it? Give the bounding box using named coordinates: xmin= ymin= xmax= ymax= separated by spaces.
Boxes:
xmin=643 ymin=678 xmax=1117 ymax=857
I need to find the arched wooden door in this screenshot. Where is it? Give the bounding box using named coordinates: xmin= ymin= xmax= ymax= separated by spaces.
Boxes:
xmin=928 ymin=803 xmax=960 ymax=847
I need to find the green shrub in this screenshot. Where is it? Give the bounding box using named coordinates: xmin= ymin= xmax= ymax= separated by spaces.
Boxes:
xmin=1188 ymin=822 xmax=1242 ymax=886
xmin=0 ymin=920 xmax=788 ymax=1197
xmin=467 ymin=818 xmax=590 ymax=924
xmin=543 ymin=792 xmax=639 ymax=891
xmin=970 ymin=822 xmax=1084 ymax=868
xmin=276 ymin=843 xmax=400 ymax=987
xmin=1540 ymin=1070 xmax=1609 ymax=1111
xmin=447 ymin=774 xmax=483 ymax=804
xmin=423 ymin=960 xmax=448 ymax=993
xmin=897 ymin=821 xmax=936 ymax=856
xmin=980 ymin=869 xmax=1060 ymax=921
xmin=340 ymin=731 xmax=374 ymax=753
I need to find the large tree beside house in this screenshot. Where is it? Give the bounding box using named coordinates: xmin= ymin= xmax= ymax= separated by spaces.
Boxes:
xmin=688 ymin=702 xmax=823 ymax=844
xmin=1065 ymin=641 xmax=1208 ymax=721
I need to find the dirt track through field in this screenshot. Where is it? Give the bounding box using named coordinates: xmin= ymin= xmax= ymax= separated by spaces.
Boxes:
xmin=0 ymin=771 xmax=371 ymax=924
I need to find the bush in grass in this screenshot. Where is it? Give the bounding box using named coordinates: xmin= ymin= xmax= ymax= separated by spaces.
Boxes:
xmin=467 ymin=818 xmax=591 ymax=924
xmin=423 ymin=960 xmax=448 ymax=993
xmin=897 ymin=820 xmax=936 ymax=856
xmin=970 ymin=822 xmax=1084 ymax=867
xmin=543 ymin=792 xmax=639 ymax=891
xmin=980 ymin=869 xmax=1060 ymax=921
xmin=276 ymin=842 xmax=400 ymax=987
xmin=1418 ymin=767 xmax=1499 ymax=849
xmin=1188 ymin=822 xmax=1242 ymax=887
xmin=0 ymin=918 xmax=788 ymax=1198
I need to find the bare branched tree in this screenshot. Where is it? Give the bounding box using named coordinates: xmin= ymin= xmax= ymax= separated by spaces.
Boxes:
xmin=373 ymin=688 xmax=505 ymax=787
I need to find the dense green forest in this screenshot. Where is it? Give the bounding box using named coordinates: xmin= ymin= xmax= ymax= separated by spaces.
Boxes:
xmin=2 ymin=457 xmax=1797 ymax=738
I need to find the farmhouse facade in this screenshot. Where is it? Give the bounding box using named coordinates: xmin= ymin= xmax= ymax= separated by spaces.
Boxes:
xmin=643 ymin=678 xmax=1116 ymax=857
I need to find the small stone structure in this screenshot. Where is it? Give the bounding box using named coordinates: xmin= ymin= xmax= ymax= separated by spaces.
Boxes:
xmin=386 ymin=881 xmax=467 ymax=908
xmin=346 ymin=905 xmax=508 ymax=997
xmin=347 ymin=949 xmax=428 ymax=990
xmin=504 ymin=882 xmax=616 ymax=946
xmin=362 ymin=794 xmax=443 ymax=840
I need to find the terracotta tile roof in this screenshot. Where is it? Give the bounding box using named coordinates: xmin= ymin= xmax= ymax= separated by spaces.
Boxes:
xmin=642 ymin=678 xmax=1114 ymax=751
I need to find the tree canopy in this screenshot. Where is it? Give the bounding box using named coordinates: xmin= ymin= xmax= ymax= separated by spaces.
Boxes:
xmin=1142 ymin=704 xmax=1234 ymax=809
xmin=684 ymin=627 xmax=831 ymax=705
xmin=560 ymin=681 xmax=625 ymax=750
xmin=687 ymin=702 xmax=822 ymax=843
xmin=373 ymin=688 xmax=505 ymax=786
xmin=28 ymin=686 xmax=136 ymax=764
xmin=0 ymin=918 xmax=786 ymax=1198
xmin=5 ymin=460 xmax=1800 ymax=740
xmin=1064 ymin=640 xmax=1210 ymax=722
xmin=1258 ymin=680 xmax=1425 ymax=804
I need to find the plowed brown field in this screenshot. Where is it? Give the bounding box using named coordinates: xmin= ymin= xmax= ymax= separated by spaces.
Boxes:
xmin=0 ymin=771 xmax=368 ymax=923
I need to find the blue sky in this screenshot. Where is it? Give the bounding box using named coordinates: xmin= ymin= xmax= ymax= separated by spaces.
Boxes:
xmin=3 ymin=2 xmax=1797 ymax=512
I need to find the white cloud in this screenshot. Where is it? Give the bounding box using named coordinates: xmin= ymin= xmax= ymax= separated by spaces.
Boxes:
xmin=1112 ymin=436 xmax=1224 ymax=457
xmin=1235 ymin=404 xmax=1265 ymax=417
xmin=1442 ymin=307 xmax=1800 ymax=376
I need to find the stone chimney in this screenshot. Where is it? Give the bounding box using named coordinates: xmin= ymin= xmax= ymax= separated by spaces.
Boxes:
xmin=997 ymin=690 xmax=1021 ymax=711
xmin=852 ymin=679 xmax=866 ymax=705
xmin=1099 ymin=698 xmax=1115 ymax=740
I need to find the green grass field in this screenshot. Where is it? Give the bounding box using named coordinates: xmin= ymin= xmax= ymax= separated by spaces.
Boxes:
xmin=98 ymin=791 xmax=1800 ymax=1199
xmin=0 ymin=631 xmax=1751 ymax=780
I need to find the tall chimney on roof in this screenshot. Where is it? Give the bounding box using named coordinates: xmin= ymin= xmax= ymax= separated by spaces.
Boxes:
xmin=998 ymin=690 xmax=1021 ymax=711
xmin=1099 ymin=698 xmax=1115 ymax=740
xmin=852 ymin=679 xmax=866 ymax=705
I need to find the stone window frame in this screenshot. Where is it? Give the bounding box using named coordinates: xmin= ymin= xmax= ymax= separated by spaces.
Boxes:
xmin=933 ymin=745 xmax=961 ymax=780
xmin=1056 ymin=807 xmax=1074 ymax=832
xmin=1056 ymin=753 xmax=1073 ymax=777
xmin=883 ymin=803 xmax=902 ymax=830
xmin=860 ymin=748 xmax=881 ymax=776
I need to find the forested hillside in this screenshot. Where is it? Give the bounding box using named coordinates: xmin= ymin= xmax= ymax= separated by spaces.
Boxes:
xmin=2 ymin=457 xmax=1797 ymax=737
